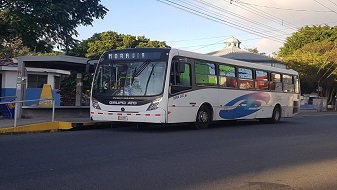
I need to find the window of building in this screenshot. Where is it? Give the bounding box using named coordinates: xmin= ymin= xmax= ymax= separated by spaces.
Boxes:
xmin=195 ymin=61 xmax=217 ymax=86
xmin=238 ymin=67 xmax=254 ymax=89
xmin=28 ymin=74 xmax=47 ymax=88
xmin=219 ymin=64 xmax=237 ymax=88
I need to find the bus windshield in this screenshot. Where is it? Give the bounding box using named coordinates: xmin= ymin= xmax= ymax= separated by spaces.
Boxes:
xmin=92 ymin=60 xmax=167 ymax=97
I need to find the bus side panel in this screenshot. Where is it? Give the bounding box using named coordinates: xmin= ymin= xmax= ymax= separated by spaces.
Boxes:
xmin=215 ymin=90 xmax=298 ymax=120
xmin=167 ymin=89 xmax=218 ymax=123
xmin=216 ymin=90 xmax=265 ymax=120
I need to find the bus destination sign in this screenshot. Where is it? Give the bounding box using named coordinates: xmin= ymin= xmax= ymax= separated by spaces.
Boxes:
xmin=107 ymin=52 xmax=163 ymax=60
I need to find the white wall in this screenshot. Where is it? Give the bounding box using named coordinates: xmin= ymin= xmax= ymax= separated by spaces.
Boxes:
xmin=1 ymin=66 xmax=70 ymax=89
xmin=3 ymin=71 xmax=17 ymax=88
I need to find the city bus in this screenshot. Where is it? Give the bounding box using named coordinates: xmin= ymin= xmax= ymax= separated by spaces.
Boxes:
xmin=90 ymin=48 xmax=300 ymax=129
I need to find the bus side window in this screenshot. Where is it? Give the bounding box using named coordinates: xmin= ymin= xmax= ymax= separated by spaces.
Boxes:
xmin=271 ymin=73 xmax=282 ymax=92
xmin=283 ymin=74 xmax=294 ymax=93
xmin=219 ymin=64 xmax=237 ymax=88
xmin=255 ymin=70 xmax=269 ymax=90
xmin=294 ymin=76 xmax=300 ymax=93
xmin=170 ymin=62 xmax=192 ymax=94
xmin=238 ymin=67 xmax=254 ymax=90
xmin=195 ymin=61 xmax=217 ymax=86
xmin=170 ymin=72 xmax=180 ymax=85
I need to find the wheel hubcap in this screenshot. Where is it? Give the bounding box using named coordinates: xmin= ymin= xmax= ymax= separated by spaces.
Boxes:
xmin=199 ymin=111 xmax=208 ymax=123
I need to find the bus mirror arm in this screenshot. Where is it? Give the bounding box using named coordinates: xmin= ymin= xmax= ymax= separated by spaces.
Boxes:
xmin=86 ymin=58 xmax=99 ymax=73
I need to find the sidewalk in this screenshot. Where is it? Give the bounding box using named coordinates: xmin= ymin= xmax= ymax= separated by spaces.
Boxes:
xmin=296 ymin=109 xmax=337 ymax=117
xmin=0 ymin=117 xmax=92 ymax=128
xmin=0 ymin=117 xmax=110 ymax=134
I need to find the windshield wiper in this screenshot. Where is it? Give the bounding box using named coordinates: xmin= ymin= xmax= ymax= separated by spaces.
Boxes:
xmin=144 ymin=63 xmax=158 ymax=95
xmin=131 ymin=59 xmax=151 ymax=84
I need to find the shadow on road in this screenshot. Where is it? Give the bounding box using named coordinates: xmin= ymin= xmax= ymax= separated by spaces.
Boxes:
xmin=96 ymin=118 xmax=297 ymax=134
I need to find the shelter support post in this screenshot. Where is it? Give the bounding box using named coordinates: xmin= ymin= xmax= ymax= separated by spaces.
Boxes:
xmin=76 ymin=73 xmax=82 ymax=106
xmin=15 ymin=57 xmax=27 ymax=119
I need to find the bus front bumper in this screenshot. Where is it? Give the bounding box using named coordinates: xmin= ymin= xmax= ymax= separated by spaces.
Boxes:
xmin=90 ymin=108 xmax=166 ymax=123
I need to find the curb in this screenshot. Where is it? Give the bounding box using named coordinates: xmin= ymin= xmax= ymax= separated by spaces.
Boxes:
xmin=0 ymin=121 xmax=73 ymax=134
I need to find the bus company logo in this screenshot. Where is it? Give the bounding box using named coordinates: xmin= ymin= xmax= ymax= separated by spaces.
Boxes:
xmin=109 ymin=101 xmax=137 ymax=105
xmin=219 ymin=92 xmax=270 ymax=119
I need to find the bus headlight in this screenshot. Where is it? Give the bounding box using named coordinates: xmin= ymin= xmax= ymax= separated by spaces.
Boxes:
xmin=147 ymin=98 xmax=162 ymax=111
xmin=92 ymin=98 xmax=101 ymax=110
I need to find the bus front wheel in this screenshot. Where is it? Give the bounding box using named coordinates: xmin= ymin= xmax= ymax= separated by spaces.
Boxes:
xmin=194 ymin=105 xmax=211 ymax=129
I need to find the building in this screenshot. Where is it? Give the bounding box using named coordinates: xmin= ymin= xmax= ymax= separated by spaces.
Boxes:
xmin=207 ymin=37 xmax=287 ymax=69
xmin=0 ymin=58 xmax=70 ymax=106
xmin=0 ymin=55 xmax=94 ymax=107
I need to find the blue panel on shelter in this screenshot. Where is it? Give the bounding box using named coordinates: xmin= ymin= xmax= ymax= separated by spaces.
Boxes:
xmin=0 ymin=88 xmax=60 ymax=106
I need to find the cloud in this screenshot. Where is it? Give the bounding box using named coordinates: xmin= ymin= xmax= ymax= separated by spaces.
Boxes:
xmin=253 ymin=38 xmax=283 ymax=55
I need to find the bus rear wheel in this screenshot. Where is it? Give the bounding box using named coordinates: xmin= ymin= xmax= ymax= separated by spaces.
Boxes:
xmin=194 ymin=105 xmax=211 ymax=129
xmin=270 ymin=105 xmax=281 ymax=123
xmin=259 ymin=105 xmax=281 ymax=124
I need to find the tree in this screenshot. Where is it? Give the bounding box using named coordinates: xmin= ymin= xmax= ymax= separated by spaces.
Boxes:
xmin=246 ymin=47 xmax=259 ymax=54
xmin=1 ymin=0 xmax=108 ymax=54
xmin=278 ymin=25 xmax=337 ymax=104
xmin=85 ymin=31 xmax=169 ymax=58
xmin=245 ymin=47 xmax=268 ymax=56
xmin=66 ymin=33 xmax=101 ymax=57
xmin=279 ymin=25 xmax=337 ymax=58
xmin=283 ymin=40 xmax=337 ymax=104
xmin=0 ymin=37 xmax=30 ymax=58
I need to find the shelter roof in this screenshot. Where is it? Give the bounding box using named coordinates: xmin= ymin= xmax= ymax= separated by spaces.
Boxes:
xmin=0 ymin=58 xmax=17 ymax=66
xmin=17 ymin=55 xmax=96 ymax=72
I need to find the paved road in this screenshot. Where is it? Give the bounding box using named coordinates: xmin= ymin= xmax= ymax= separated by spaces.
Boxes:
xmin=1 ymin=114 xmax=337 ymax=190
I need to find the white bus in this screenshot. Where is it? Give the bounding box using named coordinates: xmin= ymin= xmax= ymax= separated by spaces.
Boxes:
xmin=90 ymin=48 xmax=300 ymax=129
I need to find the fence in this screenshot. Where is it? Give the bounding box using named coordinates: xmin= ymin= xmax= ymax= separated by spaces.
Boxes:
xmin=0 ymin=97 xmax=55 ymax=127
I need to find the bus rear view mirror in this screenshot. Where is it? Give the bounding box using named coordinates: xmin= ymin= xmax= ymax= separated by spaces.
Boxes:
xmin=175 ymin=62 xmax=185 ymax=73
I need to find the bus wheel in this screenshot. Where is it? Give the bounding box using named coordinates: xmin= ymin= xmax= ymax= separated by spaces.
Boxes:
xmin=271 ymin=105 xmax=281 ymax=123
xmin=194 ymin=105 xmax=211 ymax=129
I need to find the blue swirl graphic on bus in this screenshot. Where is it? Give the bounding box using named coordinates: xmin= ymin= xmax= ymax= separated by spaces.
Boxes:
xmin=219 ymin=92 xmax=270 ymax=119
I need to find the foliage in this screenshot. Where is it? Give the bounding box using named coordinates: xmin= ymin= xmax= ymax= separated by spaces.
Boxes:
xmin=283 ymin=40 xmax=337 ymax=103
xmin=278 ymin=25 xmax=337 ymax=103
xmin=279 ymin=25 xmax=337 ymax=58
xmin=66 ymin=33 xmax=101 ymax=57
xmin=1 ymin=0 xmax=108 ymax=53
xmin=84 ymin=31 xmax=169 ymax=58
xmin=60 ymin=73 xmax=93 ymax=105
xmin=0 ymin=37 xmax=30 ymax=58
xmin=246 ymin=47 xmax=259 ymax=54
xmin=27 ymin=51 xmax=62 ymax=56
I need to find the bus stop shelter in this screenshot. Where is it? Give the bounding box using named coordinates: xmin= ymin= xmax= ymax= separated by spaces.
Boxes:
xmin=15 ymin=55 xmax=96 ymax=118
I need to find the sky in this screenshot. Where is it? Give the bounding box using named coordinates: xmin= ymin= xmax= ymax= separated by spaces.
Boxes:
xmin=76 ymin=0 xmax=337 ymax=56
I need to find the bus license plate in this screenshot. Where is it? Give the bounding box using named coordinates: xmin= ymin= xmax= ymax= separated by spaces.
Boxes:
xmin=118 ymin=116 xmax=128 ymax=121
